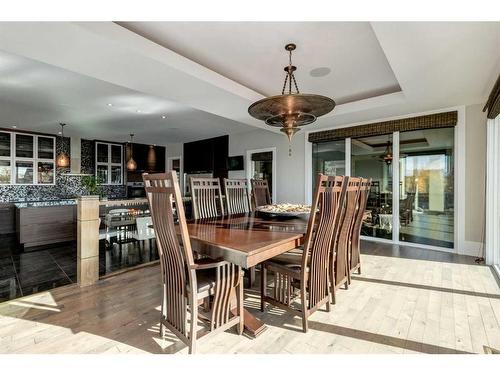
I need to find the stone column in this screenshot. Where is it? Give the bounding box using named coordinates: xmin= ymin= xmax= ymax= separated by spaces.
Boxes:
xmin=77 ymin=195 xmax=100 ymax=287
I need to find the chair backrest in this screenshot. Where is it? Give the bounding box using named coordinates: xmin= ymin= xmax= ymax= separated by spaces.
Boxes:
xmin=190 ymin=177 xmax=224 ymax=219
xmin=143 ymin=171 xmax=196 ymax=338
xmin=300 ymin=174 xmax=347 ymax=309
xmin=250 ymin=179 xmax=271 ymax=208
xmin=349 ymin=178 xmax=372 ymax=270
xmin=224 ymin=178 xmax=251 ymax=215
xmin=334 ymin=177 xmax=361 ymax=287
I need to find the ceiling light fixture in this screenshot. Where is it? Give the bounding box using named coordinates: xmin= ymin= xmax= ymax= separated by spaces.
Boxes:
xmin=136 ymin=109 xmax=141 ymax=113
xmin=56 ymin=123 xmax=70 ymax=168
xmin=12 ymin=125 xmax=16 ymax=129
xmin=126 ymin=133 xmax=137 ymax=171
xmin=248 ymin=43 xmax=335 ymax=155
xmin=161 ymin=115 xmax=166 ymax=119
xmin=107 ymin=103 xmax=113 ymax=107
xmin=380 ymin=136 xmax=393 ymax=166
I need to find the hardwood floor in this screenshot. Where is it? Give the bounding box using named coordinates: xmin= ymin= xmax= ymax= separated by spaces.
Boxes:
xmin=1 ymin=241 xmax=499 ymax=354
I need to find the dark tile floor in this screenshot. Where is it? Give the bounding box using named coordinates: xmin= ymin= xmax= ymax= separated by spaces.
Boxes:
xmin=0 ymin=234 xmax=158 ymax=302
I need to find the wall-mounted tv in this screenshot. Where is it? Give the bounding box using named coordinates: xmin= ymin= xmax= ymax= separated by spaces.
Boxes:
xmin=227 ymin=155 xmax=244 ymax=171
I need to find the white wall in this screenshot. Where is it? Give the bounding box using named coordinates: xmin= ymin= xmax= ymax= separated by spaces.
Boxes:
xmin=229 ymin=130 xmax=306 ymax=203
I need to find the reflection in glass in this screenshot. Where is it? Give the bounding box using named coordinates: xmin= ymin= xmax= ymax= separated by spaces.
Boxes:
xmin=16 ymin=134 xmax=34 ymax=158
xmin=16 ymin=161 xmax=33 ymax=184
xmin=312 ymin=140 xmax=345 ymax=187
xmin=97 ymin=143 xmax=108 ymax=163
xmin=399 ymin=128 xmax=454 ymax=248
xmin=0 ymin=132 xmax=10 ymax=157
xmin=38 ymin=162 xmax=54 ymax=184
xmin=111 ymin=145 xmax=122 ymax=164
xmin=351 ymin=134 xmax=393 ymax=240
xmin=0 ymin=160 xmax=10 ymax=184
xmin=38 ymin=137 xmax=54 ymax=159
xmin=96 ymin=165 xmax=108 ymax=184
xmin=111 ymin=166 xmax=122 ymax=184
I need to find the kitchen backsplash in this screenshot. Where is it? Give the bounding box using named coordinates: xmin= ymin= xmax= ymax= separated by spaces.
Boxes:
xmin=0 ymin=137 xmax=126 ymax=202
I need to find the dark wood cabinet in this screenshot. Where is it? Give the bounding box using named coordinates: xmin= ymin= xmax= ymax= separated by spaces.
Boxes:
xmin=183 ymin=135 xmax=228 ymax=180
xmin=125 ymin=143 xmax=166 ymax=174
xmin=0 ymin=203 xmax=15 ymax=235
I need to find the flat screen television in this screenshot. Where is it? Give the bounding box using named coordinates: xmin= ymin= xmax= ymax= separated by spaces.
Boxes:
xmin=227 ymin=155 xmax=244 ymax=171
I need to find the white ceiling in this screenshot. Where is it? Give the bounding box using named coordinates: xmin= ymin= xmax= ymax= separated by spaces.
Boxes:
xmin=118 ymin=22 xmax=402 ymax=104
xmin=0 ymin=49 xmax=251 ymax=144
xmin=0 ymin=21 xmax=498 ymax=145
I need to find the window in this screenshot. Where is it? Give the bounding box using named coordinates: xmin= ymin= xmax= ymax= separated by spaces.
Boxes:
xmin=0 ymin=131 xmax=55 ymax=185
xmin=95 ymin=142 xmax=123 ymax=185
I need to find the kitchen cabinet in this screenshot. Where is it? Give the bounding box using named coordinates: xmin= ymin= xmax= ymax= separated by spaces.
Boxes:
xmin=183 ymin=135 xmax=228 ymax=180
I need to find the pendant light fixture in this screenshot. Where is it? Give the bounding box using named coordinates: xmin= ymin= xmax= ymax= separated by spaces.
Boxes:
xmin=127 ymin=133 xmax=137 ymax=171
xmin=248 ymin=43 xmax=336 ymax=155
xmin=380 ymin=136 xmax=393 ymax=165
xmin=56 ymin=123 xmax=70 ymax=168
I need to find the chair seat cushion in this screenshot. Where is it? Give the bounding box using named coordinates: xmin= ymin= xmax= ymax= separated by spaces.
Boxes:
xmin=265 ymin=247 xmax=309 ymax=275
xmin=185 ymin=268 xmax=216 ymax=294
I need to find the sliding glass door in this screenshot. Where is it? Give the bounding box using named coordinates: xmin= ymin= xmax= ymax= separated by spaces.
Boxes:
xmin=398 ymin=129 xmax=454 ymax=248
xmin=351 ymin=134 xmax=393 ymax=241
xmin=311 ymin=127 xmax=455 ymax=249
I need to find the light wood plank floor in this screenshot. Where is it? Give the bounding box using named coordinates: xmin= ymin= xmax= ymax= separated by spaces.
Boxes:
xmin=1 ymin=241 xmax=499 ymax=354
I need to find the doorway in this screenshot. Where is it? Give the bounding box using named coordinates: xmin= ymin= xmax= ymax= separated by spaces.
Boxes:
xmin=246 ymin=147 xmax=277 ymax=203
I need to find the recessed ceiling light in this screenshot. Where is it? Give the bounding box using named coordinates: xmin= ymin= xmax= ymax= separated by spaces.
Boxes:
xmin=161 ymin=115 xmax=166 ymax=119
xmin=310 ymin=67 xmax=331 ymax=77
xmin=12 ymin=125 xmax=17 ymax=129
xmin=107 ymin=103 xmax=113 ymax=107
xmin=58 ymin=131 xmax=62 ymax=135
xmin=136 ymin=109 xmax=141 ymax=113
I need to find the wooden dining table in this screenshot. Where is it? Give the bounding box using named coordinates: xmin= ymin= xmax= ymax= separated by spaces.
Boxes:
xmin=185 ymin=212 xmax=308 ymax=337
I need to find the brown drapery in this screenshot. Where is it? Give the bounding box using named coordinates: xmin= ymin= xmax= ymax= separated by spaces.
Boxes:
xmin=483 ymin=74 xmax=500 ymax=120
xmin=308 ymin=111 xmax=458 ymax=143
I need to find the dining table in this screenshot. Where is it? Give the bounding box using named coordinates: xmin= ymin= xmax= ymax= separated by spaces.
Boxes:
xmin=185 ymin=212 xmax=308 ymax=337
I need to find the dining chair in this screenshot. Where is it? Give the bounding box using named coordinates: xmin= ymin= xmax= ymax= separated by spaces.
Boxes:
xmin=348 ymin=178 xmax=372 ymax=281
xmin=223 ymin=178 xmax=251 ymax=215
xmin=250 ymin=179 xmax=271 ymax=208
xmin=260 ymin=174 xmax=346 ymax=333
xmin=143 ymin=171 xmax=244 ymax=354
xmin=330 ymin=177 xmax=361 ymax=300
xmin=190 ymin=177 xmax=225 ymax=219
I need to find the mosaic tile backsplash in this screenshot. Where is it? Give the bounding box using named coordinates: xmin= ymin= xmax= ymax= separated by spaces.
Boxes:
xmin=0 ymin=137 xmax=126 ymax=202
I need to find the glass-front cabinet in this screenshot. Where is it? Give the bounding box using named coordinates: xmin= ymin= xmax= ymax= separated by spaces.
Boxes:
xmin=0 ymin=131 xmax=55 ymax=185
xmin=95 ymin=142 xmax=123 ymax=185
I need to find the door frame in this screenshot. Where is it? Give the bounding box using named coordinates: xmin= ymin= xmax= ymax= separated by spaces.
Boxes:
xmin=167 ymin=155 xmax=183 ymax=191
xmin=246 ymin=147 xmax=277 ymax=203
xmin=486 ymin=116 xmax=500 ymax=277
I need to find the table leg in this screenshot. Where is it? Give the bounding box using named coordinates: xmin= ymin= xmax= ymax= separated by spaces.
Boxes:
xmin=231 ymin=307 xmax=267 ymax=338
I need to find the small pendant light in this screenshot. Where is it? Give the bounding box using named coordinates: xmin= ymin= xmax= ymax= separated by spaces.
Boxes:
xmin=127 ymin=133 xmax=137 ymax=171
xmin=56 ymin=123 xmax=70 ymax=168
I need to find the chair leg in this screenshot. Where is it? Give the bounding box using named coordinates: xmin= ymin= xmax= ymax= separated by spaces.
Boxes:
xmin=260 ymin=265 xmax=267 ymax=312
xmin=159 ymin=284 xmax=165 ymax=338
xmin=237 ymin=274 xmax=244 ymax=335
xmin=329 ymin=264 xmax=336 ymax=305
xmin=188 ymin=294 xmax=198 ymax=354
xmin=300 ymin=286 xmax=309 ymax=333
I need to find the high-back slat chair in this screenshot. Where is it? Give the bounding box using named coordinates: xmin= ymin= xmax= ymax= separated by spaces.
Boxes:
xmin=143 ymin=171 xmax=244 ymax=354
xmin=260 ymin=174 xmax=346 ymax=332
xmin=331 ymin=177 xmax=361 ymax=299
xmin=190 ymin=177 xmax=224 ymax=219
xmin=348 ymin=178 xmax=372 ymax=280
xmin=224 ymin=178 xmax=251 ymax=215
xmin=250 ymin=179 xmax=271 ymax=208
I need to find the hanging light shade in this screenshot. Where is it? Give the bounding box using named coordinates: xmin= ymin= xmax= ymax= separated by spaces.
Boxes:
xmin=56 ymin=123 xmax=70 ymax=168
xmin=380 ymin=139 xmax=393 ymax=165
xmin=127 ymin=133 xmax=137 ymax=171
xmin=248 ymin=43 xmax=336 ymax=144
